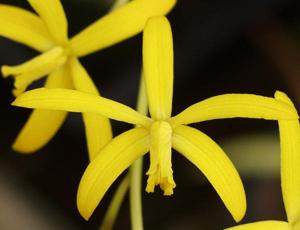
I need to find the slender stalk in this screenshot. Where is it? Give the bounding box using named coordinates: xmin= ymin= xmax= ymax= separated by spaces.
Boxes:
xmin=98 ymin=1 xmax=135 ymax=230
xmin=99 ymin=72 xmax=146 ymax=230
xmin=99 ymin=176 xmax=130 ymax=230
xmin=130 ymin=75 xmax=147 ymax=230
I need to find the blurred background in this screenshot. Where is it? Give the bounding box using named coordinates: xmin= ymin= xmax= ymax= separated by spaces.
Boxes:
xmin=0 ymin=0 xmax=300 ymax=229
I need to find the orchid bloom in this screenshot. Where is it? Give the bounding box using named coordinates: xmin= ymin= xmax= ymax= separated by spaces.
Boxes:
xmin=0 ymin=0 xmax=176 ymax=159
xmin=11 ymin=16 xmax=298 ymax=222
xmin=226 ymin=91 xmax=300 ymax=230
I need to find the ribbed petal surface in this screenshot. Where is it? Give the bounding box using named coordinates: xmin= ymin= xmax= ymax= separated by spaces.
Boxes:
xmin=170 ymin=94 xmax=298 ymax=126
xmin=172 ymin=125 xmax=246 ymax=222
xmin=12 ymin=88 xmax=152 ymax=127
xmin=70 ymin=0 xmax=176 ymax=57
xmin=143 ymin=17 xmax=173 ymax=120
xmin=275 ymin=91 xmax=300 ymax=226
xmin=28 ymin=0 xmax=68 ymax=45
xmin=0 ymin=4 xmax=53 ymax=51
xmin=77 ymin=128 xmax=150 ymax=220
xmin=13 ymin=65 xmax=72 ymax=153
xmin=69 ymin=57 xmax=112 ymax=160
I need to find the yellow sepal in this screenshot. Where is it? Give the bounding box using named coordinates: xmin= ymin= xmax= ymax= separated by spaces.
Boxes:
xmin=143 ymin=17 xmax=173 ymax=120
xmin=170 ymin=93 xmax=298 ymax=126
xmin=275 ymin=91 xmax=300 ymax=225
xmin=12 ymin=88 xmax=152 ymax=127
xmin=172 ymin=125 xmax=246 ymax=222
xmin=69 ymin=57 xmax=112 ymax=160
xmin=0 ymin=4 xmax=53 ymax=51
xmin=13 ymin=65 xmax=72 ymax=153
xmin=77 ymin=128 xmax=150 ymax=220
xmin=28 ymin=0 xmax=68 ymax=45
xmin=70 ymin=0 xmax=177 ymax=57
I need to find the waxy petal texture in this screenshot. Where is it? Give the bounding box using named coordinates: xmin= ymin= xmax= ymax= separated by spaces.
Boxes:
xmin=70 ymin=0 xmax=177 ymax=57
xmin=143 ymin=17 xmax=173 ymax=120
xmin=12 ymin=88 xmax=152 ymax=127
xmin=0 ymin=5 xmax=53 ymax=51
xmin=28 ymin=0 xmax=68 ymax=45
xmin=170 ymin=94 xmax=298 ymax=126
xmin=13 ymin=66 xmax=72 ymax=153
xmin=77 ymin=128 xmax=150 ymax=220
xmin=172 ymin=125 xmax=246 ymax=222
xmin=226 ymin=221 xmax=290 ymax=230
xmin=275 ymin=91 xmax=300 ymax=225
xmin=69 ymin=58 xmax=112 ymax=160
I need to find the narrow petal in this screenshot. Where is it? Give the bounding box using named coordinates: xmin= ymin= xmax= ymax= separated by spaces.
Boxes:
xmin=77 ymin=128 xmax=150 ymax=220
xmin=170 ymin=93 xmax=298 ymax=126
xmin=12 ymin=88 xmax=152 ymax=127
xmin=2 ymin=47 xmax=67 ymax=96
xmin=275 ymin=91 xmax=300 ymax=225
xmin=69 ymin=58 xmax=112 ymax=160
xmin=225 ymin=221 xmax=290 ymax=230
xmin=28 ymin=0 xmax=68 ymax=45
xmin=172 ymin=125 xmax=246 ymax=222
xmin=70 ymin=0 xmax=177 ymax=57
xmin=13 ymin=66 xmax=72 ymax=153
xmin=0 ymin=4 xmax=53 ymax=51
xmin=143 ymin=17 xmax=173 ymax=120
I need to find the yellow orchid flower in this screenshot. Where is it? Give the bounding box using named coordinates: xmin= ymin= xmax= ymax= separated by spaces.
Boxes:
xmin=11 ymin=16 xmax=298 ymax=223
xmin=225 ymin=91 xmax=300 ymax=230
xmin=0 ymin=0 xmax=176 ymax=158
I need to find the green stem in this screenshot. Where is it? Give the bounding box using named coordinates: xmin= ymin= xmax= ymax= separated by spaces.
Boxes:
xmin=130 ymin=74 xmax=147 ymax=230
xmin=99 ymin=176 xmax=129 ymax=230
xmin=99 ymin=73 xmax=147 ymax=230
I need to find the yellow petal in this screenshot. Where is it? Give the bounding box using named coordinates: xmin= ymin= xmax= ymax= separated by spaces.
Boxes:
xmin=143 ymin=16 xmax=173 ymax=120
xmin=77 ymin=127 xmax=150 ymax=220
xmin=70 ymin=0 xmax=177 ymax=57
xmin=146 ymin=121 xmax=175 ymax=195
xmin=69 ymin=57 xmax=112 ymax=160
xmin=0 ymin=4 xmax=53 ymax=51
xmin=172 ymin=125 xmax=246 ymax=222
xmin=68 ymin=57 xmax=99 ymax=95
xmin=170 ymin=93 xmax=299 ymax=126
xmin=82 ymin=113 xmax=113 ymax=160
xmin=2 ymin=47 xmax=66 ymax=96
xmin=28 ymin=0 xmax=68 ymax=45
xmin=13 ymin=66 xmax=72 ymax=153
xmin=12 ymin=88 xmax=152 ymax=127
xmin=275 ymin=91 xmax=300 ymax=225
xmin=225 ymin=221 xmax=291 ymax=230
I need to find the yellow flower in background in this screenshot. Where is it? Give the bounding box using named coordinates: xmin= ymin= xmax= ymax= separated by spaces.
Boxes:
xmin=12 ymin=16 xmax=298 ymax=222
xmin=0 ymin=0 xmax=176 ymax=159
xmin=226 ymin=91 xmax=300 ymax=230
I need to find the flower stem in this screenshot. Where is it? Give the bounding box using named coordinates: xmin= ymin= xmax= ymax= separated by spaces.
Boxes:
xmin=99 ymin=176 xmax=129 ymax=230
xmin=130 ymin=74 xmax=147 ymax=230
xmin=99 ymin=73 xmax=147 ymax=230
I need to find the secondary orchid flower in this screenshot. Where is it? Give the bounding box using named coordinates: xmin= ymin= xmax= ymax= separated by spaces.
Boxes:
xmin=225 ymin=91 xmax=300 ymax=230
xmin=12 ymin=16 xmax=298 ymax=222
xmin=0 ymin=0 xmax=176 ymax=159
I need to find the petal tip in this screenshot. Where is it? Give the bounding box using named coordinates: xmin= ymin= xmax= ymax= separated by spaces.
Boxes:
xmin=12 ymin=143 xmax=35 ymax=154
xmin=275 ymin=90 xmax=293 ymax=105
xmin=77 ymin=196 xmax=93 ymax=221
xmin=1 ymin=65 xmax=11 ymax=78
xmin=232 ymin=201 xmax=246 ymax=223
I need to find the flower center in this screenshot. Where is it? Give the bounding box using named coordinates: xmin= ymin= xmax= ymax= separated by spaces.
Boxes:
xmin=146 ymin=121 xmax=176 ymax=195
xmin=1 ymin=45 xmax=71 ymax=96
